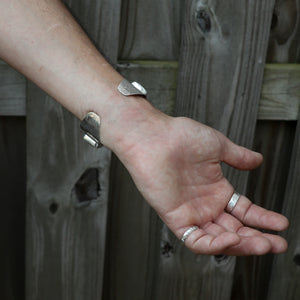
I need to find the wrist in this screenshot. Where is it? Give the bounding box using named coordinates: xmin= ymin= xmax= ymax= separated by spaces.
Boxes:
xmin=80 ymin=77 xmax=171 ymax=159
xmin=99 ymin=92 xmax=164 ymax=155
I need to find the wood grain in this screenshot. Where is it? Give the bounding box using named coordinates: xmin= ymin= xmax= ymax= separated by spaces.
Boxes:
xmin=267 ymin=0 xmax=300 ymax=62
xmin=0 ymin=61 xmax=26 ymax=116
xmin=170 ymin=1 xmax=275 ymax=299
xmin=102 ymin=61 xmax=177 ymax=300
xmin=118 ymin=0 xmax=183 ymax=60
xmin=232 ymin=1 xmax=300 ymax=299
xmin=26 ymin=84 xmax=112 ymax=300
xmin=117 ymin=61 xmax=178 ymax=115
xmin=118 ymin=61 xmax=299 ymax=121
xmin=232 ymin=120 xmax=297 ymax=300
xmin=259 ymin=64 xmax=300 ymax=120
xmin=26 ymin=1 xmax=121 ymax=299
xmin=0 ymin=117 xmax=26 ymax=300
xmin=264 ymin=3 xmax=300 ymax=299
xmin=2 ymin=57 xmax=297 ymax=120
xmin=267 ymin=117 xmax=300 ymax=300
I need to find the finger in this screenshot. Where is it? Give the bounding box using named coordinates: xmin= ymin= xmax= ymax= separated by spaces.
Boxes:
xmin=222 ymin=235 xmax=273 ymax=256
xmin=229 ymin=195 xmax=289 ymax=231
xmin=214 ymin=211 xmax=244 ymax=232
xmin=215 ymin=213 xmax=288 ymax=255
xmin=182 ymin=227 xmax=240 ymax=255
xmin=262 ymin=233 xmax=288 ymax=254
xmin=220 ymin=135 xmax=263 ymax=170
xmin=232 ymin=227 xmax=287 ymax=255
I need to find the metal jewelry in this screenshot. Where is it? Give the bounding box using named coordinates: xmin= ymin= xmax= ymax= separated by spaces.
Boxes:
xmin=117 ymin=79 xmax=147 ymax=97
xmin=226 ymin=192 xmax=241 ymax=213
xmin=80 ymin=112 xmax=102 ymax=148
xmin=181 ymin=226 xmax=199 ymax=243
xmin=80 ymin=79 xmax=147 ymax=148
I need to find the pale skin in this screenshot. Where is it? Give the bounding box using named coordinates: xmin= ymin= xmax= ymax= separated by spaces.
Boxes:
xmin=0 ymin=0 xmax=289 ymax=255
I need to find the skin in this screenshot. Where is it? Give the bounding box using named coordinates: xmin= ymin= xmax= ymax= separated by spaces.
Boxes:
xmin=0 ymin=0 xmax=289 ymax=256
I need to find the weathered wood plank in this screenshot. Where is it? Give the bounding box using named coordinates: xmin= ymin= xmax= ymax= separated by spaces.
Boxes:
xmin=0 ymin=61 xmax=26 ymax=116
xmin=104 ymin=61 xmax=299 ymax=300
xmin=160 ymin=1 xmax=276 ymax=300
xmin=119 ymin=0 xmax=183 ymax=60
xmin=102 ymin=61 xmax=177 ymax=300
xmin=64 ymin=0 xmax=121 ymax=64
xmin=0 ymin=117 xmax=26 ymax=300
xmin=26 ymin=90 xmax=111 ymax=300
xmin=103 ymin=158 xmax=162 ymax=300
xmin=2 ymin=58 xmax=298 ymax=119
xmin=232 ymin=120 xmax=297 ymax=300
xmin=232 ymin=1 xmax=300 ymax=299
xmin=26 ymin=1 xmax=122 ymax=299
xmin=258 ymin=64 xmax=300 ymax=120
xmin=117 ymin=61 xmax=178 ymax=114
xmin=265 ymin=2 xmax=300 ymax=299
xmin=267 ymin=0 xmax=300 ymax=62
xmin=119 ymin=62 xmax=300 ymax=120
xmin=266 ymin=117 xmax=300 ymax=300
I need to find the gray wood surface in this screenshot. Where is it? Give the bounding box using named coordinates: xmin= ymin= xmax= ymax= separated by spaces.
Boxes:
xmin=119 ymin=0 xmax=183 ymax=60
xmin=232 ymin=120 xmax=297 ymax=300
xmin=103 ymin=61 xmax=177 ymax=300
xmin=170 ymin=1 xmax=275 ymax=299
xmin=258 ymin=64 xmax=300 ymax=120
xmin=26 ymin=1 xmax=121 ymax=299
xmin=267 ymin=0 xmax=300 ymax=62
xmin=6 ymin=0 xmax=297 ymax=299
xmin=65 ymin=0 xmax=122 ymax=65
xmin=117 ymin=61 xmax=178 ymax=115
xmin=0 ymin=117 xmax=26 ymax=300
xmin=232 ymin=1 xmax=300 ymax=299
xmin=0 ymin=61 xmax=26 ymax=116
xmin=265 ymin=2 xmax=300 ymax=299
xmin=2 ymin=59 xmax=299 ymax=120
xmin=266 ymin=117 xmax=300 ymax=300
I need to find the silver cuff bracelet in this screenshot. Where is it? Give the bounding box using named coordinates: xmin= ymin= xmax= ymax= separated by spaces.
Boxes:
xmin=80 ymin=79 xmax=147 ymax=148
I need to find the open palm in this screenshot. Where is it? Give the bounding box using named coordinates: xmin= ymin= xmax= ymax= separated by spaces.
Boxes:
xmin=118 ymin=115 xmax=288 ymax=256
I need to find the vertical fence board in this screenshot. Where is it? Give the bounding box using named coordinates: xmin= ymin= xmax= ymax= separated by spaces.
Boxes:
xmin=266 ymin=2 xmax=300 ymax=299
xmin=119 ymin=0 xmax=183 ymax=60
xmin=267 ymin=0 xmax=300 ymax=63
xmin=232 ymin=1 xmax=300 ymax=299
xmin=103 ymin=61 xmax=177 ymax=300
xmin=0 ymin=61 xmax=26 ymax=116
xmin=26 ymin=1 xmax=121 ymax=299
xmin=232 ymin=120 xmax=296 ymax=300
xmin=0 ymin=117 xmax=26 ymax=300
xmin=156 ymin=1 xmax=275 ymax=299
xmin=102 ymin=2 xmax=183 ymax=298
xmin=266 ymin=116 xmax=300 ymax=300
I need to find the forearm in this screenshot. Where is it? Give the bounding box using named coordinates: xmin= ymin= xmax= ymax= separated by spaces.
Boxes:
xmin=0 ymin=0 xmax=158 ymax=153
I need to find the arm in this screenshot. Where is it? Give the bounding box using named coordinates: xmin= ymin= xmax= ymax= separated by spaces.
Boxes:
xmin=0 ymin=0 xmax=289 ymax=255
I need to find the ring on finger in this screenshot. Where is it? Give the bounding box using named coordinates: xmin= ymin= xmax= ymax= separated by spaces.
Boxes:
xmin=226 ymin=192 xmax=241 ymax=213
xmin=181 ymin=226 xmax=199 ymax=243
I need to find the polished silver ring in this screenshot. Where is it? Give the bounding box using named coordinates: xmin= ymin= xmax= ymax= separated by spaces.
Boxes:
xmin=181 ymin=226 xmax=199 ymax=243
xmin=226 ymin=192 xmax=241 ymax=213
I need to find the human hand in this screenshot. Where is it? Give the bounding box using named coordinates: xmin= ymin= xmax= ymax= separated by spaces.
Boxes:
xmin=113 ymin=111 xmax=288 ymax=256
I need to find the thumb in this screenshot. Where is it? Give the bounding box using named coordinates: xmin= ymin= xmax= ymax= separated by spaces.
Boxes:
xmin=220 ymin=136 xmax=263 ymax=170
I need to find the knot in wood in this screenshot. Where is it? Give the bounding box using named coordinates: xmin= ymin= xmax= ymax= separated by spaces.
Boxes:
xmin=196 ymin=9 xmax=211 ymax=33
xmin=49 ymin=202 xmax=59 ymax=214
xmin=214 ymin=255 xmax=228 ymax=264
xmin=74 ymin=168 xmax=100 ymax=205
xmin=293 ymin=254 xmax=300 ymax=266
xmin=271 ymin=1 xmax=297 ymax=44
xmin=161 ymin=241 xmax=174 ymax=258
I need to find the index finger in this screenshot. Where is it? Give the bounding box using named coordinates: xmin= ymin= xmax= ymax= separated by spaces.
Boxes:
xmin=229 ymin=195 xmax=289 ymax=231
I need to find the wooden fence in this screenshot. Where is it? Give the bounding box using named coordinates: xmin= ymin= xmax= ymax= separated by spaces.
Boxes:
xmin=0 ymin=0 xmax=299 ymax=299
